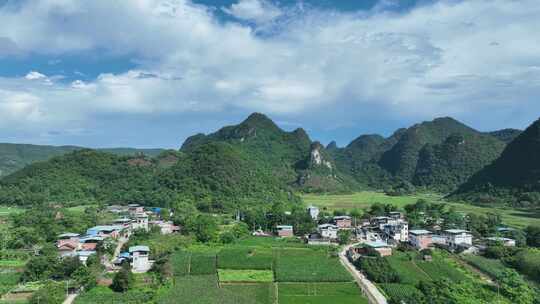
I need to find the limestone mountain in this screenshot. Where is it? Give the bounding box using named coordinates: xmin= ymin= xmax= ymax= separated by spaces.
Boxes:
xmin=181 ymin=113 xmax=354 ymax=193
xmin=330 ymin=117 xmax=507 ymax=192
xmin=486 ymin=128 xmax=522 ymax=143
xmin=451 ymin=118 xmax=540 ymax=205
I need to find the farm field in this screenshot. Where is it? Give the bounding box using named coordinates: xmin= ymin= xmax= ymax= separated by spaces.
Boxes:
xmin=274 ymin=248 xmax=351 ymax=282
xmin=302 ymin=191 xmax=540 ymax=228
xmin=460 ymin=255 xmax=508 ymax=279
xmin=278 ymin=282 xmax=368 ymax=304
xmin=160 ymin=237 xmax=367 ymax=304
xmin=0 ymin=206 xmax=24 ymax=217
xmin=376 ymin=250 xmax=510 ymax=303
xmin=218 ymin=269 xmax=273 ymax=282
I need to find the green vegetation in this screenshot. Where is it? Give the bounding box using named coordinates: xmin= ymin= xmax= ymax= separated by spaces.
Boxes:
xmin=218 ymin=269 xmax=273 ymax=282
xmin=461 ymin=255 xmax=508 ymax=278
xmin=452 ymin=118 xmax=540 ymax=205
xmin=278 ymin=282 xmax=368 ymax=304
xmin=0 ymin=142 xmax=162 ymax=178
xmin=356 ymin=250 xmax=513 ymax=304
xmin=217 ymin=247 xmax=273 ymax=270
xmin=274 ymin=248 xmax=351 ymax=282
xmin=75 ymin=286 xmax=155 ymax=304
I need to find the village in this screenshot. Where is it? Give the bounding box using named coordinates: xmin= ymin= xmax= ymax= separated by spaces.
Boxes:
xmin=56 ymin=204 xmax=180 ymax=274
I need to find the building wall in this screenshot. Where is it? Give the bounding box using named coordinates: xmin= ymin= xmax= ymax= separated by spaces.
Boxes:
xmin=410 ymin=234 xmax=432 ymax=249
xmin=278 ymin=229 xmax=293 ymax=237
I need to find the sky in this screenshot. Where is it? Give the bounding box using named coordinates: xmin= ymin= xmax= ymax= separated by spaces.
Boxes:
xmin=0 ymin=0 xmax=539 ymax=149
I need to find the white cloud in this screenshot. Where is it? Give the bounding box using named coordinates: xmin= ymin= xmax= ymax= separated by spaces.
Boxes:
xmin=223 ymin=0 xmax=282 ymax=23
xmin=0 ymin=0 xmax=539 ymax=139
xmin=25 ymin=71 xmax=47 ymax=80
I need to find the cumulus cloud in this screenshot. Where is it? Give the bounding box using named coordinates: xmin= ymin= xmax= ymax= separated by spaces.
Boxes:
xmin=0 ymin=0 xmax=539 ymax=144
xmin=223 ymin=0 xmax=282 ymax=23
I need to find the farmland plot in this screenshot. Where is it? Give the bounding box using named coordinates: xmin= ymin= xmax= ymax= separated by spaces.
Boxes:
xmin=170 ymin=251 xmax=190 ymax=276
xmin=278 ymin=283 xmax=368 ymax=304
xmin=218 ymin=246 xmax=273 ymax=270
xmin=275 ymin=248 xmax=351 ymax=282
xmin=189 ymin=252 xmax=216 ymax=275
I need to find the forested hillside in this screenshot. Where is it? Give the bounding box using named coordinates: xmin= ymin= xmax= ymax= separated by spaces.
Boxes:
xmin=0 ymin=143 xmax=163 ymax=177
xmin=182 ymin=113 xmax=355 ymax=193
xmin=451 ymin=118 xmax=540 ymax=205
xmin=329 ymin=117 xmax=507 ymax=193
xmin=0 ymin=146 xmax=298 ymax=210
xmin=0 ymin=113 xmax=530 ymax=208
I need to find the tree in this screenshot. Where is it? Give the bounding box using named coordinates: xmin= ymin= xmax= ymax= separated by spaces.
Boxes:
xmin=525 ymin=225 xmax=540 ymax=247
xmin=497 ymin=269 xmax=534 ymax=304
xmin=72 ymin=266 xmax=97 ymax=290
xmin=337 ymin=229 xmax=352 ymax=245
xmin=111 ymin=263 xmax=134 ymax=293
xmin=29 ymin=281 xmax=65 ymax=304
xmin=186 ymin=214 xmax=218 ymax=243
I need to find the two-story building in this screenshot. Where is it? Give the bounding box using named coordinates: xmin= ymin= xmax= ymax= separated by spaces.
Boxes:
xmin=443 ymin=229 xmax=472 ymax=248
xmin=129 ymin=245 xmax=151 ymax=273
xmin=409 ymin=229 xmax=433 ymax=249
xmin=318 ymin=224 xmax=339 ymax=240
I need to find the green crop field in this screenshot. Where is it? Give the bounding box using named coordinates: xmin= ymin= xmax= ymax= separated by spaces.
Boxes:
xmin=189 ymin=252 xmax=216 ymax=275
xmin=275 ymin=248 xmax=351 ymax=282
xmin=158 ymin=275 xmax=275 ymax=304
xmin=0 ymin=272 xmax=20 ymax=297
xmin=302 ymin=191 xmax=540 ymax=228
xmin=278 ymin=283 xmax=368 ymax=304
xmin=75 ymin=286 xmax=155 ymax=304
xmin=461 ymin=255 xmax=508 ymax=279
xmin=380 ymin=283 xmax=421 ymax=300
xmin=170 ymin=251 xmax=190 ymax=276
xmin=218 ymin=246 xmax=273 ymax=270
xmin=386 ymin=253 xmax=430 ymax=285
xmin=415 ymin=260 xmax=467 ymax=282
xmin=218 ymin=269 xmax=274 ymax=282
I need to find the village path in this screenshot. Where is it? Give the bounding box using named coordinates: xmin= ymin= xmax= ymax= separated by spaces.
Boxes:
xmin=103 ymin=236 xmax=129 ymax=271
xmin=339 ymin=244 xmax=388 ymax=304
xmin=62 ymin=292 xmax=79 ymax=304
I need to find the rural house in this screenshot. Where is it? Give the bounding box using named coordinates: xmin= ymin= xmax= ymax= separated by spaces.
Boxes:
xmin=333 ymin=216 xmax=352 ymax=228
xmin=443 ymin=229 xmax=472 ymax=248
xmin=307 ymin=205 xmax=320 ymax=220
xmin=129 ymin=245 xmax=151 ymax=272
xmin=318 ymin=223 xmax=339 ymax=240
xmin=485 ymin=237 xmax=516 ymax=247
xmin=409 ymin=229 xmax=433 ymax=249
xmin=276 ymin=225 xmax=294 ymax=237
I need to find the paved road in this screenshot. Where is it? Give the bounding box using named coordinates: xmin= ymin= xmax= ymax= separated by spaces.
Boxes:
xmin=339 ymin=244 xmax=388 ymax=304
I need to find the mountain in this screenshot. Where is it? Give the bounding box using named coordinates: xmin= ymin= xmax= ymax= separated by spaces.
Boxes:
xmin=486 ymin=128 xmax=522 ymax=143
xmin=181 ymin=113 xmax=355 ymax=193
xmin=0 ymin=143 xmax=164 ymax=177
xmin=330 ymin=117 xmax=507 ymax=192
xmin=451 ymin=118 xmax=540 ymax=205
xmin=0 ymin=145 xmax=297 ymax=210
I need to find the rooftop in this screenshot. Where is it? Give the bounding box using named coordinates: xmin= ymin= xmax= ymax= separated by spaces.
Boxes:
xmin=58 ymin=233 xmax=80 ymax=238
xmin=444 ymin=229 xmax=470 ymax=234
xmin=363 ymin=240 xmax=390 ymax=248
xmin=276 ymin=225 xmax=293 ymax=230
xmin=409 ymin=229 xmax=431 ymax=235
xmin=129 ymin=245 xmax=150 ymax=253
xmin=334 ymin=216 xmax=351 ymax=220
xmin=486 ymin=237 xmax=514 ymax=241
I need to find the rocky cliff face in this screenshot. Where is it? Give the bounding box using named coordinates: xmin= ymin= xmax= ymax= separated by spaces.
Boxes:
xmin=309 ymin=142 xmax=333 ymax=170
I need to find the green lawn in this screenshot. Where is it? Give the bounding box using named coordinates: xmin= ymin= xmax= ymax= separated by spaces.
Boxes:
xmin=218 ymin=269 xmax=274 ymax=282
xmin=302 ymin=191 xmax=540 ymax=228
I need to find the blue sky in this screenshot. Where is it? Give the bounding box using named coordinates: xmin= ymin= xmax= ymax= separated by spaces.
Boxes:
xmin=0 ymin=0 xmax=539 ymax=148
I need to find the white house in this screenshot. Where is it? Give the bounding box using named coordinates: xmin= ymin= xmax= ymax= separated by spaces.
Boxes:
xmin=382 ymin=221 xmax=409 ymax=242
xmin=307 ymin=205 xmax=320 ymax=220
xmin=443 ymin=229 xmax=473 ymax=248
xmin=131 ymin=213 xmax=149 ymax=231
xmin=129 ymin=245 xmax=151 ymax=273
xmin=318 ymin=224 xmax=339 ymax=240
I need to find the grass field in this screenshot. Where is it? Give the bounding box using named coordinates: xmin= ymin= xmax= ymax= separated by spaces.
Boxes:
xmin=218 ymin=269 xmax=274 ymax=282
xmin=278 ymin=283 xmax=368 ymax=304
xmin=302 ymin=191 xmax=540 ymax=228
xmin=461 ymin=255 xmax=508 ymax=279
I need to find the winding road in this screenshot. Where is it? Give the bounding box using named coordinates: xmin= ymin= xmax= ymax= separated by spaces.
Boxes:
xmin=339 ymin=244 xmax=388 ymax=304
